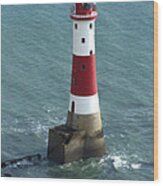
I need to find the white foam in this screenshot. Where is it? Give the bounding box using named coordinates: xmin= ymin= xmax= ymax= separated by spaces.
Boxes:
xmin=131 ymin=163 xmax=141 ymax=169
xmin=111 ymin=156 xmax=128 ymax=170
xmin=120 ymin=134 xmax=125 ymax=138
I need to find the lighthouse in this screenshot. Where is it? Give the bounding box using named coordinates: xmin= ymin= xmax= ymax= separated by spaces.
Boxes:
xmin=47 ymin=3 xmax=106 ymax=163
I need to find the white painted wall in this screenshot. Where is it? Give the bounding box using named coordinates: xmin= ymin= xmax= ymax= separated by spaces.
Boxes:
xmin=73 ymin=20 xmax=95 ymax=56
xmin=68 ymin=93 xmax=100 ymax=115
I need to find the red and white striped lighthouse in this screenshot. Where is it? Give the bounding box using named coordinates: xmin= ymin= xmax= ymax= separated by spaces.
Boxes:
xmin=48 ymin=3 xmax=106 ymax=163
xmin=67 ymin=3 xmax=106 ymax=158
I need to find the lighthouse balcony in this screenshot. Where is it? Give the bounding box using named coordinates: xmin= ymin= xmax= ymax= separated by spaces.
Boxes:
xmin=71 ymin=11 xmax=98 ymax=21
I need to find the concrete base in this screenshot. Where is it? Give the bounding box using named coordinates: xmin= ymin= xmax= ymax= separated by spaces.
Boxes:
xmin=67 ymin=111 xmax=106 ymax=159
xmin=83 ymin=134 xmax=106 ymax=159
xmin=47 ymin=125 xmax=85 ymax=164
xmin=47 ymin=123 xmax=106 ymax=163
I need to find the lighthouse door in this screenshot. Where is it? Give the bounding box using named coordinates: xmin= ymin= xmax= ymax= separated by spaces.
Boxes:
xmin=71 ymin=101 xmax=75 ymax=113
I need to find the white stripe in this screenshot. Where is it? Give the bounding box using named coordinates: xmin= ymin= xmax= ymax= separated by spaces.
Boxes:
xmin=73 ymin=20 xmax=95 ymax=56
xmin=68 ymin=93 xmax=100 ymax=115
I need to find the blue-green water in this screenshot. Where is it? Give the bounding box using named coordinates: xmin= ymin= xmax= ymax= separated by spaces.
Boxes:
xmin=1 ymin=2 xmax=154 ymax=180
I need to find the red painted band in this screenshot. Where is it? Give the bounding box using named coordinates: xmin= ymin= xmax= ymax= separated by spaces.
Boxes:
xmin=71 ymin=55 xmax=97 ymax=96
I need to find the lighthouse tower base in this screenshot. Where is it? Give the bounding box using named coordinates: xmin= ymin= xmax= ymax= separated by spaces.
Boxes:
xmin=47 ymin=124 xmax=106 ymax=164
xmin=47 ymin=125 xmax=85 ymax=163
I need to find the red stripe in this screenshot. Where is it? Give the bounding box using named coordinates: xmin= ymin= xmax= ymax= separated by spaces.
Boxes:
xmin=71 ymin=55 xmax=97 ymax=96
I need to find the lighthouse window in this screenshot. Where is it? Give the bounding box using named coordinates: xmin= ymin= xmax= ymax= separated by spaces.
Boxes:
xmin=90 ymin=23 xmax=93 ymax=29
xmin=71 ymin=101 xmax=75 ymax=113
xmin=82 ymin=64 xmax=85 ymax=71
xmin=75 ymin=23 xmax=78 ymax=29
xmin=81 ymin=38 xmax=85 ymax=44
xmin=90 ymin=50 xmax=93 ymax=55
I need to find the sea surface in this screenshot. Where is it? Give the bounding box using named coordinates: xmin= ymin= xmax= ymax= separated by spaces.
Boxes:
xmin=1 ymin=2 xmax=154 ymax=180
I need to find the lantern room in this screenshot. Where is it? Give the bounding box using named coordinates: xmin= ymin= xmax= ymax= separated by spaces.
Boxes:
xmin=71 ymin=3 xmax=98 ymax=20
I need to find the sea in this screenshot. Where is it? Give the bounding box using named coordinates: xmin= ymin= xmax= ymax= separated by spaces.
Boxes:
xmin=1 ymin=1 xmax=154 ymax=180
